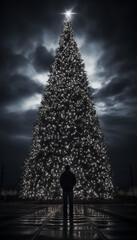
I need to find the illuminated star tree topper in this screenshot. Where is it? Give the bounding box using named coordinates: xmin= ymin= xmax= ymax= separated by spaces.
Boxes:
xmin=63 ymin=9 xmax=76 ymax=20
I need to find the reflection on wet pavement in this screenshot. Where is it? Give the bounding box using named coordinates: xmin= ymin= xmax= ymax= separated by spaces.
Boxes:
xmin=0 ymin=203 xmax=137 ymax=239
xmin=78 ymin=205 xmax=137 ymax=240
xmin=38 ymin=209 xmax=99 ymax=240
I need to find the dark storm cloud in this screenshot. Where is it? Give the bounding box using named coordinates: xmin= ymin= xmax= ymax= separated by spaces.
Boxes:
xmin=31 ymin=45 xmax=54 ymax=72
xmin=0 ymin=47 xmax=28 ymax=74
xmin=96 ymin=44 xmax=137 ymax=80
xmin=78 ymin=1 xmax=137 ymax=82
xmin=96 ymin=76 xmax=137 ymax=101
xmin=0 ymin=109 xmax=37 ymax=140
xmin=100 ymin=114 xmax=137 ymax=144
xmin=0 ymin=73 xmax=44 ymax=105
xmin=81 ymin=1 xmax=137 ymax=46
xmin=0 ymin=0 xmax=66 ymax=51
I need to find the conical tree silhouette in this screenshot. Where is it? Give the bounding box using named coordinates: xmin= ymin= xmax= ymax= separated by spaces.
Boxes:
xmin=21 ymin=19 xmax=114 ymax=200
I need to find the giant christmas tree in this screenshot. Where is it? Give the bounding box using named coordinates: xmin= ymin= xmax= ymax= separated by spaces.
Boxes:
xmin=21 ymin=16 xmax=114 ymax=200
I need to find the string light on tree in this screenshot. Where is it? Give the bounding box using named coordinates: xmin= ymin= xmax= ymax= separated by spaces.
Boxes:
xmin=20 ymin=11 xmax=115 ymax=201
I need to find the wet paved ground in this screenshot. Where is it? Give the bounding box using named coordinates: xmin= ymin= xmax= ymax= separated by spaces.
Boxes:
xmin=0 ymin=202 xmax=137 ymax=239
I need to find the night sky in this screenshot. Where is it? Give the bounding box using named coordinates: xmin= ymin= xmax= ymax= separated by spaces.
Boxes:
xmin=0 ymin=0 xmax=137 ymax=190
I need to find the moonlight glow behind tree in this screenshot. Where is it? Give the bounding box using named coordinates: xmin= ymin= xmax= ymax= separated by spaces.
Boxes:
xmin=20 ymin=17 xmax=114 ymax=200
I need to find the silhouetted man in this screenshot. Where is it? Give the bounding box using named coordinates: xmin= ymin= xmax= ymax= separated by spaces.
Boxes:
xmin=60 ymin=165 xmax=76 ymax=218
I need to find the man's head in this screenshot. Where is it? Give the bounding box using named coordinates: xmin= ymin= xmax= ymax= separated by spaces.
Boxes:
xmin=65 ymin=165 xmax=70 ymax=171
